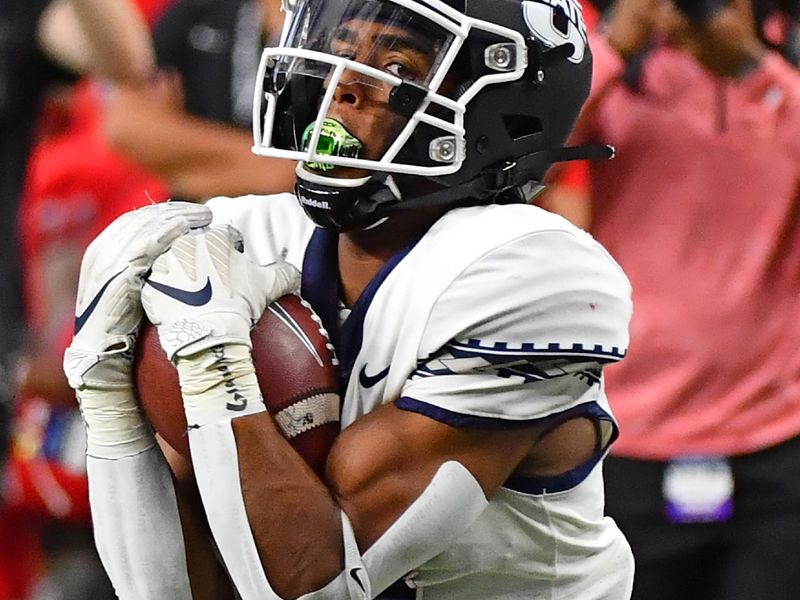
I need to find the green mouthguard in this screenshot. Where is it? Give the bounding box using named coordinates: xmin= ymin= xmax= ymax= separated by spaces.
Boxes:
xmin=301 ymin=118 xmax=364 ymax=172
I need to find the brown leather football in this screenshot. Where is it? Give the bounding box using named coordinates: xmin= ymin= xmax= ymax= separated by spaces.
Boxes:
xmin=134 ymin=294 xmax=340 ymax=477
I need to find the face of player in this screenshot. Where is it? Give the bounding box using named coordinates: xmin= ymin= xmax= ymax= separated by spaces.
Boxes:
xmin=266 ymin=1 xmax=454 ymax=178
xmin=318 ymin=19 xmax=437 ymax=177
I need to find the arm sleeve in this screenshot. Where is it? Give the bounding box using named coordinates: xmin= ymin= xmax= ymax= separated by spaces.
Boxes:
xmin=400 ymin=228 xmax=632 ymax=426
xmin=87 ymin=448 xmax=192 ymax=599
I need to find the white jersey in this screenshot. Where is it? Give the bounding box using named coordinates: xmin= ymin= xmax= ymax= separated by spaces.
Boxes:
xmin=208 ymin=193 xmax=635 ymax=600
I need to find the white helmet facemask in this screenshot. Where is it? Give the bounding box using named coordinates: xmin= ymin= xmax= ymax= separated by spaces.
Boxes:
xmin=252 ymin=0 xmax=527 ymax=178
xmin=251 ymin=0 xmax=603 ymax=232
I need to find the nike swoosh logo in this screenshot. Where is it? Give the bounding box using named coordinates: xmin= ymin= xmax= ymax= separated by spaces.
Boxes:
xmin=349 ymin=567 xmax=366 ymax=592
xmin=146 ymin=277 xmax=213 ymax=306
xmin=74 ymin=269 xmax=125 ymax=334
xmin=359 ymin=364 xmax=390 ymax=389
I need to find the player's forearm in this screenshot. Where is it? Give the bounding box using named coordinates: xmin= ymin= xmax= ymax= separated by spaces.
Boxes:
xmin=65 ymin=202 xmax=213 ymax=599
xmin=87 ymin=448 xmax=193 ymax=599
xmin=38 ymin=0 xmax=155 ymax=82
xmin=164 ymin=446 xmax=239 ymax=600
xmin=176 ymin=353 xmax=344 ymax=598
xmin=194 ymin=411 xmax=492 ymax=600
xmin=155 ymin=334 xmax=342 ymax=599
xmin=231 ymin=413 xmax=345 ymax=597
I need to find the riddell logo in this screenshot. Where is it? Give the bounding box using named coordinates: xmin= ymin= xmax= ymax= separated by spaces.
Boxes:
xmin=298 ymin=194 xmax=330 ymax=209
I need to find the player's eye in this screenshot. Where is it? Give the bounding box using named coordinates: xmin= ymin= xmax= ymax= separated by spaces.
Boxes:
xmin=387 ymin=62 xmax=414 ymax=78
xmin=332 ymin=47 xmax=356 ymax=61
xmin=330 ymin=37 xmax=356 ymax=60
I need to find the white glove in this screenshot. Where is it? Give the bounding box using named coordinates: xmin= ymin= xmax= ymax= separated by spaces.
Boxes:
xmin=142 ymin=224 xmax=301 ymax=359
xmin=141 ymin=225 xmax=300 ymax=426
xmin=63 ymin=201 xmax=212 ymax=458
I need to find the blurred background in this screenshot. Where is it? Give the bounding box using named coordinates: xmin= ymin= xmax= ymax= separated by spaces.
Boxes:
xmin=0 ymin=0 xmax=798 ymax=598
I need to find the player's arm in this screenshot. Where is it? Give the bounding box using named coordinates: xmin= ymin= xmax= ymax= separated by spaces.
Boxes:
xmin=141 ymin=227 xmax=509 ymax=599
xmin=142 ymin=225 xmax=631 ymax=600
xmin=37 ymin=0 xmax=155 ymax=83
xmin=159 ymin=439 xmax=239 ymax=600
xmin=227 ymin=399 xmax=554 ymax=598
xmin=63 ymin=202 xmax=213 ymax=599
xmin=170 ymin=345 xmax=597 ymax=600
xmin=102 ymin=76 xmax=297 ymax=200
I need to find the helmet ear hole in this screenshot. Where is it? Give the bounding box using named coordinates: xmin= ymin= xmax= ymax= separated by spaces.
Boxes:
xmin=503 ymin=114 xmax=543 ymax=142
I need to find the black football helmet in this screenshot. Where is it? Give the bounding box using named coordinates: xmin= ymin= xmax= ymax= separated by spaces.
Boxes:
xmin=253 ymin=0 xmax=606 ymax=231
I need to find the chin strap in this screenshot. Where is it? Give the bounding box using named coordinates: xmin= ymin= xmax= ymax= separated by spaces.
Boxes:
xmin=295 ymin=143 xmax=614 ymax=232
xmin=383 ymin=143 xmax=615 ymax=214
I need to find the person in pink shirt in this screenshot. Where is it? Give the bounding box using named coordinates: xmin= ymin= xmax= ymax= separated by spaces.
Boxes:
xmin=557 ymin=0 xmax=800 ymax=598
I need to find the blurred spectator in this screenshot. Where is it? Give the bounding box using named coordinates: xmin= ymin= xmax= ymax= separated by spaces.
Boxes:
xmin=548 ymin=1 xmax=800 ymax=599
xmin=0 ymin=77 xmax=170 ymax=600
xmin=754 ymin=0 xmax=800 ymax=65
xmin=0 ymin=1 xmax=167 ymax=597
xmin=0 ymin=0 xmax=155 ymax=471
xmin=537 ymin=0 xmax=601 ymax=227
xmin=540 ymin=0 xmax=800 ymax=228
xmin=104 ymin=0 xmax=296 ymax=202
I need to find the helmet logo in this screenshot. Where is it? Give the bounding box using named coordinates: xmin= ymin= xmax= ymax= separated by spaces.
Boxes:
xmin=522 ymin=0 xmax=588 ymax=64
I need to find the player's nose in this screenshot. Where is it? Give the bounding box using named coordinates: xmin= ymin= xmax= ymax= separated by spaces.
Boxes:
xmin=332 ymin=77 xmax=364 ymax=108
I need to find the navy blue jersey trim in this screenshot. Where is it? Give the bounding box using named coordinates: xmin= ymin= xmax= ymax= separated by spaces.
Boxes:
xmin=300 ymin=227 xmax=423 ymax=390
xmin=396 ymin=397 xmax=617 ymax=493
xmin=396 ymin=397 xmax=553 ymax=429
xmin=414 ymin=355 xmax=604 ymax=385
xmin=449 ymin=339 xmax=626 ymax=362
xmin=503 ymin=403 xmax=617 ymax=494
xmin=300 ymin=227 xmax=339 ymax=349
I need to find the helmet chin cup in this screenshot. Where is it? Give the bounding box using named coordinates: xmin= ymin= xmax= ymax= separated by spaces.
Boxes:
xmin=294 ymin=165 xmax=402 ymax=232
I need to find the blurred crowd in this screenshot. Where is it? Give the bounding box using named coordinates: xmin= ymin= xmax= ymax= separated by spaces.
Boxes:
xmin=0 ymin=0 xmax=798 ymax=599
xmin=0 ymin=0 xmax=294 ymax=597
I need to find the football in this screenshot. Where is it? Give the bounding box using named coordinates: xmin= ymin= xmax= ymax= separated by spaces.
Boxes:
xmin=134 ymin=294 xmax=341 ymax=477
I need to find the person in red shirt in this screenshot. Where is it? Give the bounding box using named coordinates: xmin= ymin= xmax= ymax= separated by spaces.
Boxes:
xmin=0 ymin=77 xmax=169 ymax=600
xmin=0 ymin=1 xmax=173 ymax=596
xmin=550 ymin=1 xmax=800 ymax=599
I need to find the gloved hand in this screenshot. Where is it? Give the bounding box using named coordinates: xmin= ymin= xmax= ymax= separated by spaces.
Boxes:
xmin=63 ymin=201 xmax=212 ymax=459
xmin=141 ymin=225 xmax=300 ymax=426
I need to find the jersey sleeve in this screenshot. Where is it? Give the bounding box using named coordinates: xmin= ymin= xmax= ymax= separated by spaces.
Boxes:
xmin=206 ymin=193 xmax=315 ymax=270
xmin=398 ymin=228 xmax=632 ymax=428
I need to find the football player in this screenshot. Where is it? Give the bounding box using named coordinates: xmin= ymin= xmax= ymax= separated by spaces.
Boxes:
xmin=64 ymin=1 xmax=635 ymax=598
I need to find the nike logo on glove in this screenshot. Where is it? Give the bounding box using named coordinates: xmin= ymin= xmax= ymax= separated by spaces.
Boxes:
xmin=74 ymin=269 xmax=125 ymax=334
xmin=359 ymin=364 xmax=390 ymax=389
xmin=146 ymin=277 xmax=213 ymax=306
